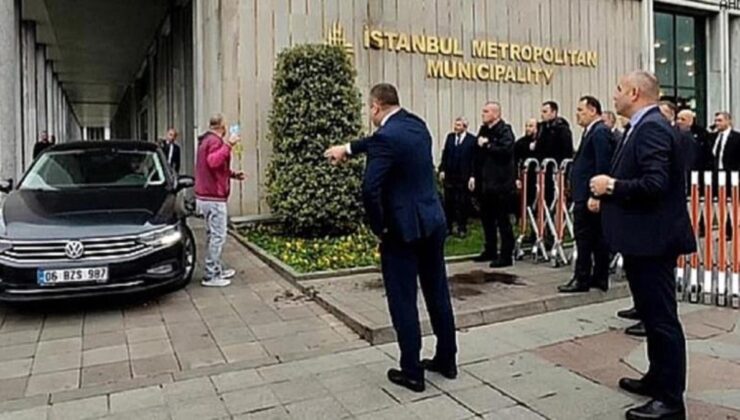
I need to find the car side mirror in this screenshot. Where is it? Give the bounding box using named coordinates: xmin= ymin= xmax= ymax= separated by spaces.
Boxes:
xmin=176 ymin=175 xmax=194 ymax=191
xmin=0 ymin=179 xmax=13 ymax=194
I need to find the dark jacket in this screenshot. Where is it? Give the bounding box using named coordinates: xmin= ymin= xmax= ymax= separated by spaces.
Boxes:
xmin=689 ymin=124 xmax=711 ymax=172
xmin=571 ymin=120 xmax=614 ymax=203
xmin=33 ymin=141 xmax=52 ymax=159
xmin=602 ymin=107 xmax=696 ymax=257
xmin=710 ymin=129 xmax=740 ymax=172
xmin=439 ymin=132 xmax=476 ymax=187
xmin=514 ymin=134 xmax=537 ymax=170
xmin=473 ymin=120 xmax=516 ymax=196
xmin=351 ymin=109 xmax=446 ymax=242
xmin=535 ymin=117 xmax=574 ymax=163
xmin=163 ymin=142 xmax=182 ymax=174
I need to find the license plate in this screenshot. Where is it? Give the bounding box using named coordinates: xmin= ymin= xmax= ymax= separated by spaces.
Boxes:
xmin=37 ymin=267 xmax=109 ymax=286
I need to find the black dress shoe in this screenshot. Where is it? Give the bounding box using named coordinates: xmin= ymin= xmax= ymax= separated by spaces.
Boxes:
xmin=421 ymin=358 xmax=458 ymax=379
xmin=473 ymin=252 xmax=496 ymax=262
xmin=619 ymin=377 xmax=654 ymax=397
xmin=625 ymin=321 xmax=647 ymax=337
xmin=626 ymin=399 xmax=685 ymax=419
xmin=617 ymin=307 xmax=640 ymax=320
xmin=558 ymin=278 xmax=590 ymax=293
xmin=387 ymin=369 xmax=425 ymax=393
xmin=489 ymin=258 xmax=513 ymax=268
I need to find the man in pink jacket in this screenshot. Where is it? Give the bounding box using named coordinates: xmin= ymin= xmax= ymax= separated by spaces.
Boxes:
xmin=195 ymin=114 xmax=245 ymax=287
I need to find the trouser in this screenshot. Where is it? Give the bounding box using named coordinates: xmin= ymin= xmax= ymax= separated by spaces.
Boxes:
xmin=623 ymin=255 xmax=686 ymax=406
xmin=573 ymin=201 xmax=610 ymax=283
xmin=479 ymin=193 xmax=515 ymax=260
xmin=444 ymin=184 xmax=470 ymax=233
xmin=380 ymin=225 xmax=457 ymax=380
xmin=196 ymin=200 xmax=228 ymax=280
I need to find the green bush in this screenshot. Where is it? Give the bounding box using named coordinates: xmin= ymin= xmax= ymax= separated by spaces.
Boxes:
xmin=266 ymin=44 xmax=365 ymax=238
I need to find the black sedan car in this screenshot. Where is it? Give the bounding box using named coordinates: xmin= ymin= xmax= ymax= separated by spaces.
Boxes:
xmin=0 ymin=141 xmax=196 ymax=302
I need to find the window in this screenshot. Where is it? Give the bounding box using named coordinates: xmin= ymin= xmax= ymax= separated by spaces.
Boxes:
xmin=654 ymin=11 xmax=707 ymax=124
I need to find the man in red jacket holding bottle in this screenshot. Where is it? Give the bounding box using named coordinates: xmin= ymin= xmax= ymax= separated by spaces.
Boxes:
xmin=195 ymin=114 xmax=245 ymax=287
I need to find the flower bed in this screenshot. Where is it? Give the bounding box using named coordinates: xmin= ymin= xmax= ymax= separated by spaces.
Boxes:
xmin=238 ymin=222 xmax=485 ymax=273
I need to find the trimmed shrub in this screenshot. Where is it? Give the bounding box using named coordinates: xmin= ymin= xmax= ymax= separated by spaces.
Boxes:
xmin=266 ymin=44 xmax=365 ymax=237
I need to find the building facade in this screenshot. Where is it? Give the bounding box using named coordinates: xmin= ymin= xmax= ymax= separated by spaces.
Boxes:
xmin=1 ymin=0 xmax=739 ymax=216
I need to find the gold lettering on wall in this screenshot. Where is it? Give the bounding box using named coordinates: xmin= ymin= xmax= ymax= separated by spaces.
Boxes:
xmin=356 ymin=23 xmax=598 ymax=85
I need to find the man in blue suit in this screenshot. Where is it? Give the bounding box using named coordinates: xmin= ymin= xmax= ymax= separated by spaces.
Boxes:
xmin=439 ymin=117 xmax=477 ymax=237
xmin=591 ymin=71 xmax=695 ymax=420
xmin=559 ymin=96 xmax=614 ymax=293
xmin=325 ymin=84 xmax=457 ymax=393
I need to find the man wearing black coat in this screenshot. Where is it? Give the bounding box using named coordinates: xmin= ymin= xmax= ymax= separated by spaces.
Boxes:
xmin=591 ymin=71 xmax=695 ymax=419
xmin=514 ymin=118 xmax=539 ymax=211
xmin=535 ymin=101 xmax=574 ymax=218
xmin=469 ymin=101 xmax=516 ymax=268
xmin=162 ymin=128 xmax=182 ymax=174
xmin=439 ymin=118 xmax=477 ymax=237
xmin=33 ymin=131 xmax=51 ymax=159
xmin=558 ymin=96 xmax=613 ymax=293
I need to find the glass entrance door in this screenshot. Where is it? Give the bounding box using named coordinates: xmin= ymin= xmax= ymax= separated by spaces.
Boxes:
xmin=654 ymin=11 xmax=707 ymax=124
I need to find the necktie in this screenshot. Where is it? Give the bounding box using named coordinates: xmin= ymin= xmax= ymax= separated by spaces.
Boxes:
xmin=714 ymin=132 xmax=728 ymax=170
xmin=456 ymin=135 xmax=461 ymax=146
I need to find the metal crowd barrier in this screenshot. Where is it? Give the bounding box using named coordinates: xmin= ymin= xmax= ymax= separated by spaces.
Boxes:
xmin=679 ymin=171 xmax=740 ymax=308
xmin=513 ymin=158 xmax=625 ymax=279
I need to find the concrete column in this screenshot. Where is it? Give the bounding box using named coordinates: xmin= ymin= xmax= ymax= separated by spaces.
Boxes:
xmin=45 ymin=63 xmax=53 ymax=133
xmin=642 ymin=0 xmax=655 ymax=71
xmin=36 ymin=45 xmax=47 ymax=137
xmin=21 ymin=21 xmax=38 ymax=169
xmin=0 ymin=0 xmax=20 ymax=180
xmin=731 ymin=17 xmax=740 ymax=120
xmin=720 ymin=9 xmax=731 ymax=111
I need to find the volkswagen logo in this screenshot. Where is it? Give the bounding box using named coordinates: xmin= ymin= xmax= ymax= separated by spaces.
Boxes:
xmin=64 ymin=241 xmax=85 ymax=260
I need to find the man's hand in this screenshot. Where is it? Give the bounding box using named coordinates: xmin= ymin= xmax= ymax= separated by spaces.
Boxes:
xmin=227 ymin=134 xmax=241 ymax=147
xmin=233 ymin=171 xmax=246 ymax=181
xmin=468 ymin=177 xmax=475 ymax=192
xmin=590 ymin=175 xmax=614 ymax=197
xmin=324 ymin=145 xmax=348 ymax=165
xmin=516 ymin=179 xmax=522 ymax=189
xmin=439 ymin=172 xmax=445 ymax=182
xmin=477 ymin=137 xmax=489 ymax=147
xmin=587 ymin=198 xmax=601 ymax=213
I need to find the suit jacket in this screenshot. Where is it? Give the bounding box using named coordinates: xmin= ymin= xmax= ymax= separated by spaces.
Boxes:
xmin=33 ymin=141 xmax=52 ymax=159
xmin=350 ymin=109 xmax=446 ymax=242
xmin=571 ymin=120 xmax=614 ymax=203
xmin=473 ymin=120 xmax=516 ymax=196
xmin=439 ymin=132 xmax=476 ymax=186
xmin=710 ymin=129 xmax=740 ymax=172
xmin=163 ymin=142 xmax=182 ymax=173
xmin=602 ymin=107 xmax=696 ymax=257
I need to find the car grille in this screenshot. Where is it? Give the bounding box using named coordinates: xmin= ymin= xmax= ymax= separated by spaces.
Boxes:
xmin=2 ymin=236 xmax=151 ymax=263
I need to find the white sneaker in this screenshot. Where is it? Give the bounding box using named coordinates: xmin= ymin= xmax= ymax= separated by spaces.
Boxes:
xmin=201 ymin=278 xmax=231 ymax=287
xmin=221 ymin=268 xmax=237 ymax=280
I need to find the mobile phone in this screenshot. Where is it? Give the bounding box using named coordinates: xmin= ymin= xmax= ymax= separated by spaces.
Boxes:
xmin=229 ymin=124 xmax=240 ymax=136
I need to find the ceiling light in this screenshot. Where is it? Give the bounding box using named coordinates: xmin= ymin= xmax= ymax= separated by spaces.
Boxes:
xmin=688 ymin=71 xmax=695 ymax=77
xmin=659 ymin=57 xmax=668 ymax=64
xmin=654 ymin=42 xmax=662 ymax=49
xmin=685 ymin=60 xmax=694 ymax=66
xmin=682 ymin=45 xmax=692 ymax=52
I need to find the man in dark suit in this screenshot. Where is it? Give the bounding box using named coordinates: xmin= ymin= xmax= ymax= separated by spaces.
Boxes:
xmin=591 ymin=70 xmax=695 ymax=419
xmin=162 ymin=128 xmax=182 ymax=173
xmin=325 ymin=84 xmax=457 ymax=393
xmin=711 ymin=111 xmax=740 ymax=181
xmin=558 ymin=96 xmax=613 ymax=293
xmin=439 ymin=117 xmax=477 ymax=237
xmin=33 ymin=131 xmax=51 ymax=159
xmin=470 ymin=102 xmax=517 ymax=268
xmin=514 ymin=118 xmax=539 ymax=212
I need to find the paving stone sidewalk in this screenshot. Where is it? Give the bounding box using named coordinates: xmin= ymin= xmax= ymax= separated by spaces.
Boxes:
xmin=0 ymin=298 xmax=738 ymax=419
xmin=0 ymin=230 xmax=365 ymax=404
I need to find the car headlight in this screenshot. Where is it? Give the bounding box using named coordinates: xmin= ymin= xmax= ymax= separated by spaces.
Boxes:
xmin=138 ymin=227 xmax=182 ymax=248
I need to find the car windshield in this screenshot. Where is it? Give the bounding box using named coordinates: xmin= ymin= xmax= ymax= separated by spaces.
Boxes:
xmin=19 ymin=149 xmax=167 ymax=191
